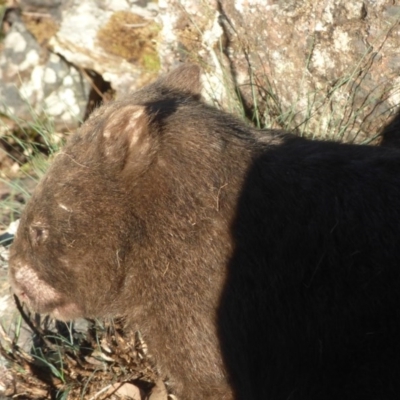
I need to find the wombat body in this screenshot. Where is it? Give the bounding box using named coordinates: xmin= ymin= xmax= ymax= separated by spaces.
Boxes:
xmin=9 ymin=64 xmax=400 ymax=399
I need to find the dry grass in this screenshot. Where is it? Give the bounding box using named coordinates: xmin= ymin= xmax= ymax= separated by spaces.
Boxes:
xmin=0 ymin=297 xmax=162 ymax=400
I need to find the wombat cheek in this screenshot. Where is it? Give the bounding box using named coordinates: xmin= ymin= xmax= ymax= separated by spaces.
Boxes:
xmin=9 ymin=263 xmax=83 ymax=320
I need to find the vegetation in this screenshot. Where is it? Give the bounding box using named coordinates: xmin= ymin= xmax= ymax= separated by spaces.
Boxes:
xmin=0 ymin=301 xmax=158 ymax=399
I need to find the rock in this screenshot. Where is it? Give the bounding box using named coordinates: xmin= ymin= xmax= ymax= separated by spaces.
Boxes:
xmin=159 ymin=0 xmax=400 ymax=142
xmin=48 ymin=0 xmax=160 ymax=95
xmin=2 ymin=0 xmax=399 ymax=140
xmin=0 ymin=12 xmax=90 ymax=130
xmin=0 ymin=1 xmax=161 ymax=129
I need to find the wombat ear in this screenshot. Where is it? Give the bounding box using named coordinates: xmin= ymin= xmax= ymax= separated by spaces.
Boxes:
xmin=158 ymin=63 xmax=202 ymax=96
xmin=101 ymin=104 xmax=152 ymax=172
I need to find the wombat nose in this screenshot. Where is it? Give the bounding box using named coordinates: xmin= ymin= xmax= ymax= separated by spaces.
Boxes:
xmin=8 ymin=256 xmax=26 ymax=284
xmin=8 ymin=259 xmax=35 ymax=303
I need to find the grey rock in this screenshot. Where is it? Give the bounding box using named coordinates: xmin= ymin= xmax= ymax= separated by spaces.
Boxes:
xmin=0 ymin=15 xmax=90 ymax=129
xmin=159 ymin=0 xmax=400 ymax=143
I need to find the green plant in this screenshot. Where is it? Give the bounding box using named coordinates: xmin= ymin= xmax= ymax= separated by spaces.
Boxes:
xmin=0 ymin=301 xmax=160 ymax=400
xmin=0 ymin=110 xmax=64 ymax=230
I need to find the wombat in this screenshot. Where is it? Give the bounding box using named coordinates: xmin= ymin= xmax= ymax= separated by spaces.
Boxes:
xmin=8 ymin=64 xmax=400 ymax=400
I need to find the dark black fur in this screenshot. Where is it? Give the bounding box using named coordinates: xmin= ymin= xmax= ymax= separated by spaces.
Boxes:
xmin=220 ymin=136 xmax=400 ymax=399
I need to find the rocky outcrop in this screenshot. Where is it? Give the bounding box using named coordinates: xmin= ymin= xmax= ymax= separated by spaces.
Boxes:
xmin=159 ymin=0 xmax=400 ymax=142
xmin=1 ymin=0 xmax=400 ymax=141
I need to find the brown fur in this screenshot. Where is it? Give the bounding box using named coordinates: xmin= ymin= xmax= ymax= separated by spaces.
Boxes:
xmin=9 ymin=64 xmax=400 ymax=399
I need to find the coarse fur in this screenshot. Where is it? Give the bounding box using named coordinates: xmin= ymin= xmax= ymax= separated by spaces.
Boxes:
xmin=9 ymin=64 xmax=400 ymax=399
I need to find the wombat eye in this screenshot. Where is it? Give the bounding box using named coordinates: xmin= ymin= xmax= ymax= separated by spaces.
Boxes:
xmin=29 ymin=225 xmax=49 ymax=247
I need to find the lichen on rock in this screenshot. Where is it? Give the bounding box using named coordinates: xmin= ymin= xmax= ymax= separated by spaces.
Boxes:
xmin=97 ymin=11 xmax=160 ymax=71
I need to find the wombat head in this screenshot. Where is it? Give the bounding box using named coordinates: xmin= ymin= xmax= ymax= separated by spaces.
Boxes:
xmin=8 ymin=64 xmax=250 ymax=322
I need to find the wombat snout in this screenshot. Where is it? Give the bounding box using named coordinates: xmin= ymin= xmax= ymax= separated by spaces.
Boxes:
xmin=9 ymin=254 xmax=83 ymax=321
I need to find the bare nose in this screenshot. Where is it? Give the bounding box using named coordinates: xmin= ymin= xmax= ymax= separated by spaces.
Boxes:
xmin=8 ymin=257 xmax=29 ymax=301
